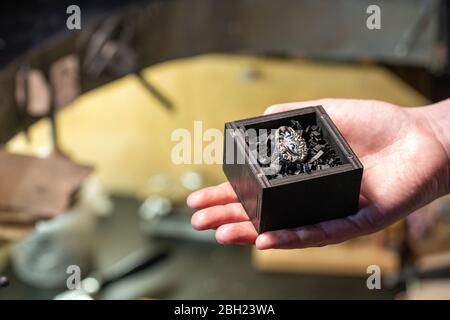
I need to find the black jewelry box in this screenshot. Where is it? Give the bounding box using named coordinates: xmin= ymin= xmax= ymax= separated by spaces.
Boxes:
xmin=223 ymin=106 xmax=363 ymax=233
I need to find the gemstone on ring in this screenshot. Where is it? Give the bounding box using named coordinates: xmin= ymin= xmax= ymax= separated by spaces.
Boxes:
xmin=274 ymin=126 xmax=308 ymax=162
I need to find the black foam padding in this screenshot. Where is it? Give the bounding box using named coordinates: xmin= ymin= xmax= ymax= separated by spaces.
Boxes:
xmin=254 ymin=119 xmax=343 ymax=179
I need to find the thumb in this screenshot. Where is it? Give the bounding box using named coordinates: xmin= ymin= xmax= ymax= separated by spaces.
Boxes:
xmin=264 ymin=99 xmax=334 ymax=115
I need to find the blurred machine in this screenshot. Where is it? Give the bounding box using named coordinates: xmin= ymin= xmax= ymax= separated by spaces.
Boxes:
xmin=0 ymin=0 xmax=449 ymax=142
xmin=1 ymin=0 xmax=450 ymax=299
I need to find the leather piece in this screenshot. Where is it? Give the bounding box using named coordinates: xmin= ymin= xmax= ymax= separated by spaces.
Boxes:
xmin=0 ymin=149 xmax=93 ymax=218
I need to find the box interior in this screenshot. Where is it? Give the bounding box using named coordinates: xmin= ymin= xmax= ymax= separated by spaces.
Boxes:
xmin=242 ymin=109 xmax=349 ymax=180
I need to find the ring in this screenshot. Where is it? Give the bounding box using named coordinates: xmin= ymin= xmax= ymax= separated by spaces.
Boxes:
xmin=274 ymin=126 xmax=308 ymax=162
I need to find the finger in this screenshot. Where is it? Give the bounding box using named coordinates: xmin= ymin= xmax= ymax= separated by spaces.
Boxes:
xmin=359 ymin=194 xmax=371 ymax=209
xmin=215 ymin=221 xmax=258 ymax=245
xmin=191 ymin=203 xmax=249 ymax=230
xmin=256 ymin=206 xmax=381 ymax=250
xmin=264 ymin=99 xmax=333 ymax=115
xmin=187 ymin=182 xmax=239 ymax=209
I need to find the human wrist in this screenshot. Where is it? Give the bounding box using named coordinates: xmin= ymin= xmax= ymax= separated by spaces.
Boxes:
xmin=416 ymin=99 xmax=450 ymax=192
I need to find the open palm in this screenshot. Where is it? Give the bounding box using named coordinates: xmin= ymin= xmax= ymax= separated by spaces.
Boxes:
xmin=188 ymin=99 xmax=450 ymax=249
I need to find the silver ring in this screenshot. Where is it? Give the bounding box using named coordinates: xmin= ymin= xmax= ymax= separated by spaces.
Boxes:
xmin=274 ymin=126 xmax=308 ymax=162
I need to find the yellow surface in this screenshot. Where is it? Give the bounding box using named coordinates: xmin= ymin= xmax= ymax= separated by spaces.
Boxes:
xmin=7 ymin=54 xmax=428 ymax=201
xmin=252 ymin=242 xmax=399 ymax=276
xmin=403 ymin=280 xmax=450 ymax=300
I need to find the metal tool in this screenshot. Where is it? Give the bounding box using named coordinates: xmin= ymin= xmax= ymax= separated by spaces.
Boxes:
xmin=0 ymin=275 xmax=9 ymax=288
xmin=394 ymin=0 xmax=439 ymax=58
xmin=141 ymin=213 xmax=216 ymax=243
xmin=54 ymin=246 xmax=169 ymax=300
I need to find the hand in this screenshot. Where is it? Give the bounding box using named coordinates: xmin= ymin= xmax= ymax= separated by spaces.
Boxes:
xmin=187 ymin=99 xmax=450 ymax=249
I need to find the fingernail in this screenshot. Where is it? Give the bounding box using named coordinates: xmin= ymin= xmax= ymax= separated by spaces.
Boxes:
xmin=186 ymin=192 xmax=200 ymax=208
xmin=190 ymin=212 xmax=200 ymax=230
xmin=215 ymin=227 xmax=228 ymax=244
xmin=191 ymin=209 xmax=208 ymax=230
xmin=255 ymin=234 xmax=272 ymax=250
xmin=263 ymin=107 xmax=274 ymax=115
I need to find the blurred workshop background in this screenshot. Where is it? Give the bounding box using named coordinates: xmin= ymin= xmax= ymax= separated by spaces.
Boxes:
xmin=0 ymin=0 xmax=450 ymax=299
